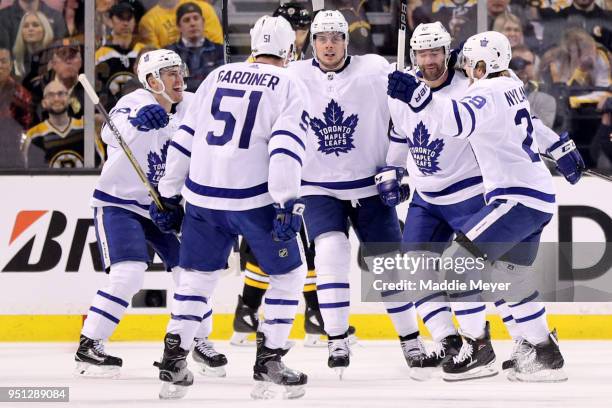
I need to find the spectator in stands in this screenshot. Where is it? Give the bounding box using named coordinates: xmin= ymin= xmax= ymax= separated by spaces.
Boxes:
xmin=95 ymin=2 xmax=146 ymax=109
xmin=95 ymin=0 xmax=115 ymax=47
xmin=596 ymin=97 xmax=612 ymax=168
xmin=327 ymin=0 xmax=376 ymax=54
xmin=0 ymin=46 xmax=32 ymax=168
xmin=12 ymin=11 xmax=54 ymax=79
xmin=510 ymin=44 xmax=557 ymax=128
xmin=64 ymin=0 xmax=84 ymax=38
xmin=167 ymin=2 xmax=222 ymax=92
xmin=492 ymin=12 xmax=523 ymax=47
xmin=0 ymin=0 xmax=67 ymax=50
xmin=22 ymin=79 xmax=101 ymax=168
xmin=138 ymin=0 xmax=222 ymax=48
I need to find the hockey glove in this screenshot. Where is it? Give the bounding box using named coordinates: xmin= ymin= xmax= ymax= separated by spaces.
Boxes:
xmin=375 ymin=166 xmax=410 ymax=207
xmin=129 ymin=104 xmax=169 ymax=131
xmin=547 ymin=132 xmax=585 ymax=184
xmin=273 ymin=199 xmax=305 ymax=241
xmin=387 ymin=71 xmax=432 ymax=112
xmin=149 ymin=195 xmax=184 ymax=234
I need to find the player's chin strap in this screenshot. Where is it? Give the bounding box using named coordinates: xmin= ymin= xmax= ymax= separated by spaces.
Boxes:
xmin=151 ymin=81 xmax=186 ymax=105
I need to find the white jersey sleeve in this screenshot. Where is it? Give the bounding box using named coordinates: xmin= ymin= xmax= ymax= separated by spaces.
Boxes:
xmin=268 ymin=78 xmax=307 ymax=206
xmin=158 ymin=92 xmax=196 ymax=198
xmin=531 ymin=115 xmax=560 ymax=153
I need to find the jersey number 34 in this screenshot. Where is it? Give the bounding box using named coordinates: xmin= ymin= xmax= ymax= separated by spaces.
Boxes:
xmin=206 ymin=87 xmax=263 ymax=148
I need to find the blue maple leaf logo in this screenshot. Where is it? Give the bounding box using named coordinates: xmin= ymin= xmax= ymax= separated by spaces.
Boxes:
xmin=310 ymin=99 xmax=358 ymax=156
xmin=407 ymin=121 xmax=444 ymax=175
xmin=147 ymin=140 xmax=169 ymax=186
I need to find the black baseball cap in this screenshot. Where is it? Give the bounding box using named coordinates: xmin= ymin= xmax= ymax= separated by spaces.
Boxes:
xmin=273 ymin=2 xmax=311 ymax=30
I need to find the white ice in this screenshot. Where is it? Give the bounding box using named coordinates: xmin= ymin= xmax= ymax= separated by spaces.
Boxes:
xmin=1 ymin=340 xmax=611 ymax=408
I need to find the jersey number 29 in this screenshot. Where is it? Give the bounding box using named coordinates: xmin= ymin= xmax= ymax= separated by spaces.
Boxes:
xmin=515 ymin=108 xmax=541 ymax=163
xmin=206 ymin=87 xmax=263 ymax=148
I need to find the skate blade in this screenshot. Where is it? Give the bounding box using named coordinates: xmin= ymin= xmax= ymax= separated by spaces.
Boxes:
xmin=333 ymin=366 xmax=346 ymax=380
xmin=230 ymin=332 xmax=256 ymax=347
xmin=515 ymin=368 xmax=568 ymax=383
xmin=74 ymin=362 xmax=120 ymax=379
xmin=408 ymin=367 xmax=439 ymax=382
xmin=159 ymin=382 xmax=189 ymax=400
xmin=348 ymin=333 xmax=358 ymax=346
xmin=304 ymin=334 xmax=327 ymax=348
xmin=250 ymin=381 xmax=306 ymax=400
xmin=443 ymin=365 xmax=499 ymax=382
xmin=195 ymin=361 xmax=227 ymax=378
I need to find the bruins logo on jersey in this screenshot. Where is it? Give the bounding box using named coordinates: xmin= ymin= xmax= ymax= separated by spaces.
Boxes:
xmin=49 ymin=150 xmax=84 ymax=168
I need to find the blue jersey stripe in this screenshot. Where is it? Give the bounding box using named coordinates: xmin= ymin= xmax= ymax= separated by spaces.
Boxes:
xmin=415 ymin=291 xmax=446 ymax=308
xmin=270 ymin=148 xmax=302 ymax=166
xmin=174 ymin=293 xmax=208 ymax=303
xmin=263 ymin=318 xmax=295 ymax=325
xmin=170 ymin=141 xmax=191 ymax=158
xmin=452 ymin=100 xmax=463 ymax=137
xmin=509 ymin=291 xmax=540 ymax=308
xmin=459 ymin=101 xmax=476 ymax=137
xmin=89 ymin=306 xmax=120 ymax=324
xmin=264 ymin=298 xmax=299 ymax=306
xmin=271 ymin=130 xmax=306 ymax=150
xmin=301 ymin=175 xmax=375 ymax=190
xmin=389 ymin=135 xmax=408 ymax=144
xmin=97 ymin=290 xmax=129 ymax=308
xmin=515 ymin=307 xmax=546 ymax=324
xmin=93 ymin=189 xmax=149 ymax=210
xmin=386 ymin=302 xmax=414 ymax=314
xmin=179 ymin=124 xmax=195 ymax=136
xmin=317 ymin=283 xmax=350 ymax=290
xmin=171 ymin=313 xmax=203 ymax=322
xmin=185 ymin=177 xmax=268 ymax=199
xmin=454 ymin=304 xmax=486 ymax=315
xmin=202 ymin=309 xmax=213 ymax=320
xmin=422 ymin=306 xmax=451 ymax=323
xmin=485 ymin=188 xmax=556 ymax=204
xmin=319 ymin=301 xmax=350 ymax=309
xmin=421 ymin=176 xmax=483 ymax=198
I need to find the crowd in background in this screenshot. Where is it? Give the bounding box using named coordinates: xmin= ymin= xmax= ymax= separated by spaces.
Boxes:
xmin=0 ymin=0 xmax=610 ymax=172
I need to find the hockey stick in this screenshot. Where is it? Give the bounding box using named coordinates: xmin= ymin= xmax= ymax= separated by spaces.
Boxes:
xmin=312 ymin=0 xmax=324 ymax=12
xmin=78 ymin=73 xmax=165 ymax=210
xmin=397 ymin=0 xmax=408 ymax=71
xmin=541 ymin=153 xmax=612 ymax=183
xmin=222 ymin=0 xmax=230 ymax=64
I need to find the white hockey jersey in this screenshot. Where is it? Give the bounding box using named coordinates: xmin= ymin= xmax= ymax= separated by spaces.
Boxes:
xmin=91 ymin=89 xmax=194 ymax=218
xmin=289 ymin=55 xmax=392 ymax=200
xmin=387 ymin=68 xmax=485 ymax=205
xmin=165 ymin=61 xmax=307 ymax=211
xmin=425 ymin=75 xmax=556 ymax=213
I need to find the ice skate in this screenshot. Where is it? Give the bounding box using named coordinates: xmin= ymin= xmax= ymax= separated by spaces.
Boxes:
xmin=74 ymin=335 xmax=122 ymax=379
xmin=303 ymin=305 xmax=327 ymax=347
xmin=230 ymin=295 xmax=259 ymax=346
xmin=328 ymin=331 xmax=351 ymax=380
xmin=192 ymin=337 xmax=228 ymax=377
xmin=154 ymin=333 xmax=194 ymax=400
xmin=514 ymin=330 xmax=568 ymax=383
xmin=251 ymin=332 xmax=307 ymax=400
xmin=443 ymin=322 xmax=498 ymax=382
xmin=502 ymin=337 xmax=530 ymax=382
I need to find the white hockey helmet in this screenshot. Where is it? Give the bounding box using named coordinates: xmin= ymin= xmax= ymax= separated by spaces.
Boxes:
xmin=461 ymin=31 xmax=512 ymax=80
xmin=250 ymin=15 xmax=296 ymax=64
xmin=137 ymin=49 xmax=186 ymax=91
xmin=310 ymin=10 xmax=349 ymax=64
xmin=409 ymin=22 xmax=452 ymax=66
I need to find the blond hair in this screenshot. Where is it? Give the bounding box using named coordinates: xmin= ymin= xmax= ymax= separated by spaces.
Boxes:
xmin=13 ymin=11 xmax=54 ymax=78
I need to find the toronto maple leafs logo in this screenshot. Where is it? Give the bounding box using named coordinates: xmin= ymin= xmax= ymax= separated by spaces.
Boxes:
xmin=480 ymin=38 xmax=489 ymax=47
xmin=407 ymin=121 xmax=444 ymax=175
xmin=310 ymin=99 xmax=358 ymax=156
xmin=147 ymin=140 xmax=169 ymax=186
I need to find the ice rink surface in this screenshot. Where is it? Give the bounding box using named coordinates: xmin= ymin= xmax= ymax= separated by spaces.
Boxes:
xmin=1 ymin=340 xmax=611 ymax=408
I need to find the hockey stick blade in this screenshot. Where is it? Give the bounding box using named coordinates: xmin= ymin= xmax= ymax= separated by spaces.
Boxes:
xmin=312 ymin=0 xmax=325 ymax=12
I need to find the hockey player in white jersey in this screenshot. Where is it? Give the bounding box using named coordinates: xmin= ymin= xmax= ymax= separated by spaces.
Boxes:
xmin=289 ymin=10 xmax=425 ymax=377
xmin=151 ymin=16 xmax=309 ymax=400
xmin=387 ymin=31 xmax=584 ymax=382
xmin=75 ymin=49 xmax=226 ymax=378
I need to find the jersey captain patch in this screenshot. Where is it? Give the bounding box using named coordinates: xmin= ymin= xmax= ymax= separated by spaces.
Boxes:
xmin=310 ymin=99 xmax=358 ymax=156
xmin=408 ymin=121 xmax=444 ymax=175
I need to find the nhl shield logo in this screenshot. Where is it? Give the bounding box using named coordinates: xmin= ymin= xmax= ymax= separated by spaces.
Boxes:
xmin=407 ymin=121 xmax=444 ymax=175
xmin=310 ymin=99 xmax=358 ymax=156
xmin=279 ymin=248 xmax=289 ymax=258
